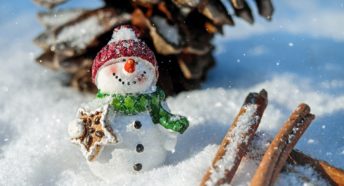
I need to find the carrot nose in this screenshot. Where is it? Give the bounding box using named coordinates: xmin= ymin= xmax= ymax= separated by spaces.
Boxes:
xmin=124 ymin=58 xmax=136 ymax=73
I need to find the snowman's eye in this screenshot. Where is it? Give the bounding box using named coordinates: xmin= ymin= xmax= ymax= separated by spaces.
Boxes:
xmin=143 ymin=71 xmax=146 ymax=74
xmin=112 ymin=73 xmax=116 ymax=76
xmin=122 ymin=59 xmax=126 ymax=62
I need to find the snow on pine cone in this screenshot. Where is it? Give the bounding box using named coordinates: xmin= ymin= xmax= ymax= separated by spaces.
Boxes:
xmin=33 ymin=0 xmax=274 ymax=95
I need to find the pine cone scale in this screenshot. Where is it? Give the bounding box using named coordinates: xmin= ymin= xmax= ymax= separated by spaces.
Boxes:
xmin=33 ymin=0 xmax=274 ymax=94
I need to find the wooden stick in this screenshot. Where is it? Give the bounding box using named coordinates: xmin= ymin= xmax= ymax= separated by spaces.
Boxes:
xmin=249 ymin=132 xmax=344 ymax=185
xmin=289 ymin=149 xmax=344 ymax=186
xmin=200 ymin=89 xmax=268 ymax=186
xmin=250 ymin=104 xmax=315 ymax=186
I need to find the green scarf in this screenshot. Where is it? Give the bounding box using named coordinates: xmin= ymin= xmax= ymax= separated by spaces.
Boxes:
xmin=96 ymin=88 xmax=189 ymax=134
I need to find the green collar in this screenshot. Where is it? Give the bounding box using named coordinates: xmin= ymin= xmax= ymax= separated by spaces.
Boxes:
xmin=96 ymin=88 xmax=188 ymax=134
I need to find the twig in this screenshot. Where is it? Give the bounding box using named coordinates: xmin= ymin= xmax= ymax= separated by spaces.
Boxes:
xmin=249 ymin=132 xmax=344 ymax=185
xmin=250 ymin=103 xmax=315 ymax=186
xmin=289 ymin=149 xmax=344 ymax=186
xmin=200 ymin=89 xmax=268 ymax=186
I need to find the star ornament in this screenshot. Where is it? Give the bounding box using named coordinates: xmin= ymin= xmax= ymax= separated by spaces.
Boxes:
xmin=69 ymin=105 xmax=118 ymax=161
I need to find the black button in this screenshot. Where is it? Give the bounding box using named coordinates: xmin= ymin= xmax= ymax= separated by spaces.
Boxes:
xmin=133 ymin=163 xmax=142 ymax=171
xmin=136 ymin=144 xmax=144 ymax=153
xmin=134 ymin=121 xmax=142 ymax=129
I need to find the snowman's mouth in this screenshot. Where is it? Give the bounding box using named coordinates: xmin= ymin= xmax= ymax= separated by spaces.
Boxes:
xmin=112 ymin=71 xmax=147 ymax=86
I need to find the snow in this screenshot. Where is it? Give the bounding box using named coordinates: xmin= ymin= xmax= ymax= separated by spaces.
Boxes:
xmin=0 ymin=0 xmax=344 ymax=185
xmin=39 ymin=9 xmax=85 ymax=29
xmin=56 ymin=16 xmax=103 ymax=49
xmin=151 ymin=16 xmax=180 ymax=45
xmin=276 ymin=165 xmax=330 ymax=186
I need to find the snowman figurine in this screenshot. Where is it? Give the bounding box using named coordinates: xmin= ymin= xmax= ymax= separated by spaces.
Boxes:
xmin=68 ymin=25 xmax=189 ymax=180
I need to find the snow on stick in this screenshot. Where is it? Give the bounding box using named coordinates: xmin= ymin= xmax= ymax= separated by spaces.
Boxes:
xmin=200 ymin=89 xmax=268 ymax=186
xmin=250 ymin=103 xmax=315 ymax=186
xmin=249 ymin=132 xmax=344 ymax=185
xmin=289 ymin=149 xmax=344 ymax=185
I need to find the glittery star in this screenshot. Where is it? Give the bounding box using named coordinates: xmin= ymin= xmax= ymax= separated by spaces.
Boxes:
xmin=71 ymin=105 xmax=118 ymax=161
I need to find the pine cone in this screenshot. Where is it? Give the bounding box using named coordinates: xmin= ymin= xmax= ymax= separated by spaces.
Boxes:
xmin=33 ymin=0 xmax=274 ymax=95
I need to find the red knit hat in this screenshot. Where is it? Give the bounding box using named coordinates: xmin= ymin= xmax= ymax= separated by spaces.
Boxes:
xmin=92 ymin=25 xmax=158 ymax=84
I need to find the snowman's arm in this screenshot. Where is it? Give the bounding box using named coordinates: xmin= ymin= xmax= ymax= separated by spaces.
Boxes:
xmin=151 ymin=101 xmax=189 ymax=134
xmin=157 ymin=125 xmax=178 ymax=152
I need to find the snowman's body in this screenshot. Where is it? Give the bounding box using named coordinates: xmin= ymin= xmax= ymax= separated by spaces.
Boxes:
xmin=88 ymin=110 xmax=175 ymax=179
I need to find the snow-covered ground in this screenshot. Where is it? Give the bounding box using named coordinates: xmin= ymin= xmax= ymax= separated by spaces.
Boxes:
xmin=0 ymin=0 xmax=343 ymax=185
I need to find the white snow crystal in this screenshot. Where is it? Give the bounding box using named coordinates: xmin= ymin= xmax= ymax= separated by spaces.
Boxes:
xmin=307 ymin=139 xmax=315 ymax=144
